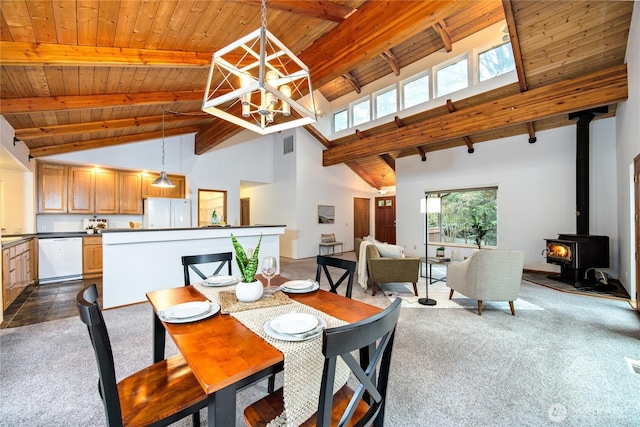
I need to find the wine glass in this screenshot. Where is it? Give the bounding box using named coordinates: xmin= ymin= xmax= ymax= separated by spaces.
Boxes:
xmin=261 ymin=256 xmax=277 ymax=295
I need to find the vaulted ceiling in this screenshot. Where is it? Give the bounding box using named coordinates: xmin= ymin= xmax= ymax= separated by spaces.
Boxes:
xmin=0 ymin=1 xmax=633 ymax=191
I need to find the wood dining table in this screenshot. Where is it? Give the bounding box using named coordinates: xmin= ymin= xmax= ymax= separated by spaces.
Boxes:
xmin=146 ymin=275 xmax=381 ymax=427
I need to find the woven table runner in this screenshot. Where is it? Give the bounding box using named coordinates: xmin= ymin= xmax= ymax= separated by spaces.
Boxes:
xmin=192 ymin=282 xmax=350 ymax=426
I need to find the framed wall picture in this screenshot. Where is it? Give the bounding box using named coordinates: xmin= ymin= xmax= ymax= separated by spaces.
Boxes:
xmin=318 ymin=205 xmax=335 ymax=224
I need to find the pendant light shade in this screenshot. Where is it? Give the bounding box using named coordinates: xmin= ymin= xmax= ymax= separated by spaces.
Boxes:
xmin=152 ymin=170 xmax=175 ymax=188
xmin=201 ymin=0 xmax=316 ymax=134
xmin=151 ymin=108 xmax=175 ymax=188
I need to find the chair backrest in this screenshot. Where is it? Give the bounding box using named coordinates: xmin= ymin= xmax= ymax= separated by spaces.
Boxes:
xmin=317 ymin=297 xmax=402 ymax=427
xmin=76 ymin=284 xmax=124 ymax=427
xmin=315 ymin=255 xmax=356 ymax=298
xmin=181 ymin=252 xmax=233 ymax=286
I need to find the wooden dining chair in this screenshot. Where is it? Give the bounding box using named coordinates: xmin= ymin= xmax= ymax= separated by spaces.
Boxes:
xmin=244 ymin=297 xmax=402 ymax=427
xmin=77 ymin=284 xmax=207 ymax=427
xmin=315 ymin=255 xmax=356 ymax=298
xmin=182 ymin=252 xmax=233 ymax=286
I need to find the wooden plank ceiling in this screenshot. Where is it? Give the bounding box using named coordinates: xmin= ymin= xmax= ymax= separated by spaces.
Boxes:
xmin=0 ymin=1 xmax=633 ymax=192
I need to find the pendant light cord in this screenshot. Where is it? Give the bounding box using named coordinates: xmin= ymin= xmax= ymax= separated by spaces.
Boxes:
xmin=261 ymin=0 xmax=267 ymax=29
xmin=161 ymin=107 xmax=166 ymax=167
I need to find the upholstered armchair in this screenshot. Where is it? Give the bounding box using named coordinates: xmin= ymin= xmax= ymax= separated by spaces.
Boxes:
xmin=355 ymin=238 xmax=420 ymax=296
xmin=447 ymin=249 xmax=525 ymax=315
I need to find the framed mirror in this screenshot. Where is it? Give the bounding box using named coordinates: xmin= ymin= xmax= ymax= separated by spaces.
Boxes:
xmin=198 ymin=189 xmax=227 ymax=226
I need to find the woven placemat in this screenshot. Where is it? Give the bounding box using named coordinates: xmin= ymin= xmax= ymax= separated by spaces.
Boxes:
xmin=218 ymin=290 xmax=293 ymax=314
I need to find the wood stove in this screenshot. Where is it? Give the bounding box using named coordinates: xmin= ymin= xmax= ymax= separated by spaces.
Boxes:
xmin=544 ymin=234 xmax=609 ymax=285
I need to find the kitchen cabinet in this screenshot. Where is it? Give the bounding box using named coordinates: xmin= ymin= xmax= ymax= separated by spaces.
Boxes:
xmin=82 ymin=235 xmax=102 ymax=278
xmin=2 ymin=239 xmax=34 ymax=311
xmin=120 ymin=172 xmax=142 ymax=215
xmin=95 ymin=169 xmax=119 ymax=214
xmin=141 ymin=173 xmax=185 ymax=199
xmin=38 ymin=163 xmax=68 ymax=213
xmin=68 ymin=166 xmax=95 ymax=213
xmin=38 ymin=161 xmax=185 ymax=213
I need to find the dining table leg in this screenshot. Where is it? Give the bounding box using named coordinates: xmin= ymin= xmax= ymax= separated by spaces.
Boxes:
xmin=208 ymin=385 xmax=236 ymax=427
xmin=152 ymin=312 xmax=166 ymax=363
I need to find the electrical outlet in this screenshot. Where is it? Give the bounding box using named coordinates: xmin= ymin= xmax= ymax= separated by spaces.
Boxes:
xmin=413 ymin=245 xmax=416 ymax=250
xmin=41 ymin=226 xmax=46 ymax=231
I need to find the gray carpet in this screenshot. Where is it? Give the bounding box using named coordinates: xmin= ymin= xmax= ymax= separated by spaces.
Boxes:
xmin=1 ymin=253 xmax=639 ymax=426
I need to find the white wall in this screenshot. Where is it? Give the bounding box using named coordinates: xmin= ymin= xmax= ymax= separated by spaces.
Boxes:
xmin=614 ymin=1 xmax=640 ymax=300
xmin=396 ymin=121 xmax=620 ymax=280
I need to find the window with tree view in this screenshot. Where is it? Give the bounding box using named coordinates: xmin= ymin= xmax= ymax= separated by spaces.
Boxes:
xmin=426 ymin=188 xmax=497 ymax=248
xmin=478 ymin=42 xmax=515 ymax=82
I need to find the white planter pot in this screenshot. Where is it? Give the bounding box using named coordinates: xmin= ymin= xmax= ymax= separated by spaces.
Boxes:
xmin=235 ymin=280 xmax=263 ymax=302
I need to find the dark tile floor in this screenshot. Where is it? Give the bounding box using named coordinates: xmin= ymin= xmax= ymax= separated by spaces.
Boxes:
xmin=1 ymin=277 xmax=102 ymax=329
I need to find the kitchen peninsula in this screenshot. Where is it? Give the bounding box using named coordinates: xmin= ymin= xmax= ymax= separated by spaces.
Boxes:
xmin=101 ymin=225 xmax=285 ymax=308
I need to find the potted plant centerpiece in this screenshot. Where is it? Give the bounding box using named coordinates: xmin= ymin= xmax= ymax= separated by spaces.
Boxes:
xmin=231 ymin=233 xmax=263 ymax=302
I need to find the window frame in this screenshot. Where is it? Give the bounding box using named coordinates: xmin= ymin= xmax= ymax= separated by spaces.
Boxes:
xmin=350 ymin=96 xmax=372 ymax=127
xmin=475 ymin=39 xmax=516 ymax=84
xmin=373 ymin=84 xmax=398 ymax=119
xmin=400 ymin=71 xmax=430 ymax=110
xmin=333 ymin=108 xmax=348 ymax=133
xmin=433 ymin=53 xmax=470 ymax=99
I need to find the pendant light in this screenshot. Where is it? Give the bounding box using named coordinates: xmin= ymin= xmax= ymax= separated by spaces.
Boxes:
xmin=201 ymin=0 xmax=316 ymax=135
xmin=379 ymin=174 xmax=388 ymax=195
xmin=151 ymin=108 xmax=175 ymax=188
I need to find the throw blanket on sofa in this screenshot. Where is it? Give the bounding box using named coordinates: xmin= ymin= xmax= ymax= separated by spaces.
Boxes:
xmin=357 ymin=240 xmax=372 ymax=290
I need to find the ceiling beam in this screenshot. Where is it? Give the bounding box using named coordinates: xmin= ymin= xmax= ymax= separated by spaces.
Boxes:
xmin=380 ymin=51 xmax=400 ymax=76
xmin=299 ymin=0 xmax=458 ymax=88
xmin=1 ymin=90 xmax=204 ymax=114
xmin=380 ymin=153 xmax=395 ymax=171
xmin=15 ymin=114 xmax=206 ymax=140
xmin=446 ymin=99 xmax=475 ymax=153
xmin=29 ymin=126 xmax=201 ymax=157
xmin=0 ymin=41 xmax=211 ymax=67
xmin=342 ymin=72 xmax=361 ymax=94
xmin=502 ymin=0 xmax=527 ymax=92
xmin=238 ymin=0 xmax=357 ymax=22
xmin=322 ymin=65 xmax=628 ymax=166
xmin=345 ymin=161 xmax=377 ymax=188
xmin=433 ymin=21 xmax=452 ymax=52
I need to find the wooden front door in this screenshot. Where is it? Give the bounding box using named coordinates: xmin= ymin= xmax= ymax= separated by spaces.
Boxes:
xmin=375 ymin=196 xmax=396 ymax=244
xmin=353 ymin=198 xmax=370 ymax=240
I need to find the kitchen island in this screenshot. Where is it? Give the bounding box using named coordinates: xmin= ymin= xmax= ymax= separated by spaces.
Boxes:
xmin=101 ymin=225 xmax=285 ymax=308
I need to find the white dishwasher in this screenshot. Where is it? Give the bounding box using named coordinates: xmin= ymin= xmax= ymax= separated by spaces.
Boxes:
xmin=38 ymin=237 xmax=83 ymax=284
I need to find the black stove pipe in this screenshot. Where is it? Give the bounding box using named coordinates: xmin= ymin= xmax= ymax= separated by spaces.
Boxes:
xmin=568 ymin=106 xmax=608 ymax=235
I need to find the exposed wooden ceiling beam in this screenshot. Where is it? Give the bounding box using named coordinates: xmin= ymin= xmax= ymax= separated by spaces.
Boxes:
xmin=415 ymin=146 xmax=427 ymax=161
xmin=394 ymin=116 xmax=405 ymax=128
xmin=298 ymin=0 xmax=459 ymax=88
xmin=380 ymin=153 xmax=395 ymax=171
xmin=1 ymin=90 xmax=204 ymax=114
xmin=342 ymin=72 xmax=361 ymax=94
xmin=15 ymin=114 xmax=206 ymax=140
xmin=446 ymin=99 xmax=475 ymax=153
xmin=303 ymin=123 xmax=332 ymax=149
xmin=433 ymin=21 xmax=452 ymax=52
xmin=322 ymin=65 xmax=628 ymax=166
xmin=238 ymin=0 xmax=357 ymax=22
xmin=0 ymin=41 xmax=211 ymax=67
xmin=29 ymin=126 xmax=201 ymax=157
xmin=345 ymin=161 xmax=377 ymax=188
xmin=502 ymin=0 xmax=527 ymax=92
xmin=527 ymin=122 xmax=537 ymax=143
xmin=380 ymin=51 xmax=400 ymax=76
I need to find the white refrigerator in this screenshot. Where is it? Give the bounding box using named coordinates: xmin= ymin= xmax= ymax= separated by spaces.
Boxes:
xmin=143 ymin=198 xmax=192 ymax=228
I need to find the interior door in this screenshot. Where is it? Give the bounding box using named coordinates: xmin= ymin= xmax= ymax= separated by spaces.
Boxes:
xmin=375 ymin=196 xmax=396 ymax=244
xmin=353 ymin=198 xmax=370 ymax=240
xmin=240 ymin=198 xmax=250 ymax=226
xmin=635 ymin=155 xmax=639 ymax=312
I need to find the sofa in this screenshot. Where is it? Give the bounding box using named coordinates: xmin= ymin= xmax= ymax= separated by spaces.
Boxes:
xmin=355 ymin=238 xmax=420 ymax=296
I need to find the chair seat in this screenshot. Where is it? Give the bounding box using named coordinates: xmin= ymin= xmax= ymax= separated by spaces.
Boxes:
xmin=244 ymin=385 xmax=370 ymax=427
xmin=119 ymin=354 xmax=207 ymax=427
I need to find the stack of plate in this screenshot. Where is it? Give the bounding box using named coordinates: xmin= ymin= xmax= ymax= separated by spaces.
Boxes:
xmin=202 ymin=275 xmax=239 ymax=287
xmin=159 ymin=301 xmax=220 ymax=323
xmin=264 ymin=312 xmax=326 ymax=341
xmin=280 ymin=280 xmax=319 ymax=293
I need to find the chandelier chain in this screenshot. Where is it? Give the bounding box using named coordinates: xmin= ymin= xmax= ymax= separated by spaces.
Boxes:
xmin=261 ymin=0 xmax=267 ymax=30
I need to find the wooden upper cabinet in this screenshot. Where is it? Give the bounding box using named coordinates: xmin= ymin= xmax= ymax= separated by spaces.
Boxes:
xmin=68 ymin=166 xmax=95 ymax=213
xmin=38 ymin=163 xmax=68 ymax=213
xmin=94 ymin=169 xmax=119 ymax=214
xmin=141 ymin=173 xmax=185 ymax=199
xmin=120 ymin=172 xmax=142 ymax=214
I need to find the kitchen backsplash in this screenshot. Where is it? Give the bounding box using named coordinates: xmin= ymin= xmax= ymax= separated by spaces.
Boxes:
xmin=36 ymin=214 xmax=143 ymax=232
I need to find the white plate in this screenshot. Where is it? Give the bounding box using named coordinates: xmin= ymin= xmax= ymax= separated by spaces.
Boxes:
xmin=282 ymin=280 xmax=314 ymax=290
xmin=163 ymin=301 xmax=211 ymax=319
xmin=203 ymin=275 xmax=239 ymax=287
xmin=282 ymin=281 xmax=320 ymax=294
xmin=159 ymin=302 xmax=220 ymax=324
xmin=270 ymin=312 xmax=318 ymax=335
xmin=264 ymin=316 xmax=327 ymax=342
